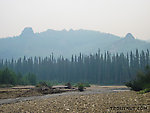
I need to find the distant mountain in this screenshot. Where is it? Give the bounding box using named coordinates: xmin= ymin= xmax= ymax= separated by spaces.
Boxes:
xmin=20 ymin=27 xmax=34 ymax=38
xmin=108 ymin=33 xmax=149 ymax=53
xmin=0 ymin=27 xmax=149 ymax=59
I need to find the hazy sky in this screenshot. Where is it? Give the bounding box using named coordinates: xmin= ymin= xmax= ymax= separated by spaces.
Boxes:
xmin=0 ymin=0 xmax=150 ymax=40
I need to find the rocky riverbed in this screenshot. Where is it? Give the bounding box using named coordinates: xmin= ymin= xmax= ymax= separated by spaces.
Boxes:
xmin=0 ymin=85 xmax=150 ymax=113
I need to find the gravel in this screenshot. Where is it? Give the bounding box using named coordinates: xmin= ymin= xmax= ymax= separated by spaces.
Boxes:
xmin=0 ymin=86 xmax=149 ymax=113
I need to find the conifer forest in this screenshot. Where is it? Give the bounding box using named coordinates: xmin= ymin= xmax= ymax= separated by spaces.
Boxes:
xmin=0 ymin=49 xmax=149 ymax=85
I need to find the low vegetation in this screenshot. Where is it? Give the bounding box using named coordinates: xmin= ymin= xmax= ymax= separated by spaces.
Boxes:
xmin=74 ymin=82 xmax=90 ymax=87
xmin=0 ymin=67 xmax=89 ymax=94
xmin=126 ymin=65 xmax=150 ymax=93
xmin=74 ymin=83 xmax=90 ymax=91
xmin=78 ymin=83 xmax=84 ymax=91
xmin=0 ymin=67 xmax=36 ymax=86
xmin=138 ymin=88 xmax=150 ymax=94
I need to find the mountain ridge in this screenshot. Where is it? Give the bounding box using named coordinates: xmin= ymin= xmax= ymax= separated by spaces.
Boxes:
xmin=0 ymin=27 xmax=149 ymax=59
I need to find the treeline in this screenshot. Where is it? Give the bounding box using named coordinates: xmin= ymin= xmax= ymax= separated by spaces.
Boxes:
xmin=0 ymin=49 xmax=149 ymax=85
xmin=0 ymin=68 xmax=36 ymax=85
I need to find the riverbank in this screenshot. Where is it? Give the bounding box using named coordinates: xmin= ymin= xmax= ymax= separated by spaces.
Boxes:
xmin=0 ymin=85 xmax=127 ymax=99
xmin=0 ymin=91 xmax=150 ymax=113
xmin=0 ymin=85 xmax=149 ymax=112
xmin=0 ymin=85 xmax=76 ymax=99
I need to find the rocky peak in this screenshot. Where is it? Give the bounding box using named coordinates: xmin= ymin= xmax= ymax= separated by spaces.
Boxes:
xmin=20 ymin=27 xmax=34 ymax=38
xmin=125 ymin=33 xmax=135 ymax=39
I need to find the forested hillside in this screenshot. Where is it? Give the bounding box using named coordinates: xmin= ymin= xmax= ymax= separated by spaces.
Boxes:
xmin=0 ymin=49 xmax=149 ymax=85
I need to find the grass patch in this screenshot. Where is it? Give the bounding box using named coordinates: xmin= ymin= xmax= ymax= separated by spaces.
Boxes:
xmin=0 ymin=84 xmax=14 ymax=88
xmin=138 ymin=88 xmax=150 ymax=94
xmin=73 ymin=82 xmax=90 ymax=88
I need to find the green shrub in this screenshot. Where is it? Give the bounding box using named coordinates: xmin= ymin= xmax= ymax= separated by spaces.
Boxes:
xmin=125 ymin=65 xmax=150 ymax=92
xmin=0 ymin=84 xmax=14 ymax=88
xmin=73 ymin=82 xmax=90 ymax=88
xmin=83 ymin=83 xmax=90 ymax=87
xmin=0 ymin=68 xmax=17 ymax=85
xmin=23 ymin=73 xmax=37 ymax=85
xmin=138 ymin=88 xmax=150 ymax=94
xmin=78 ymin=83 xmax=84 ymax=91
